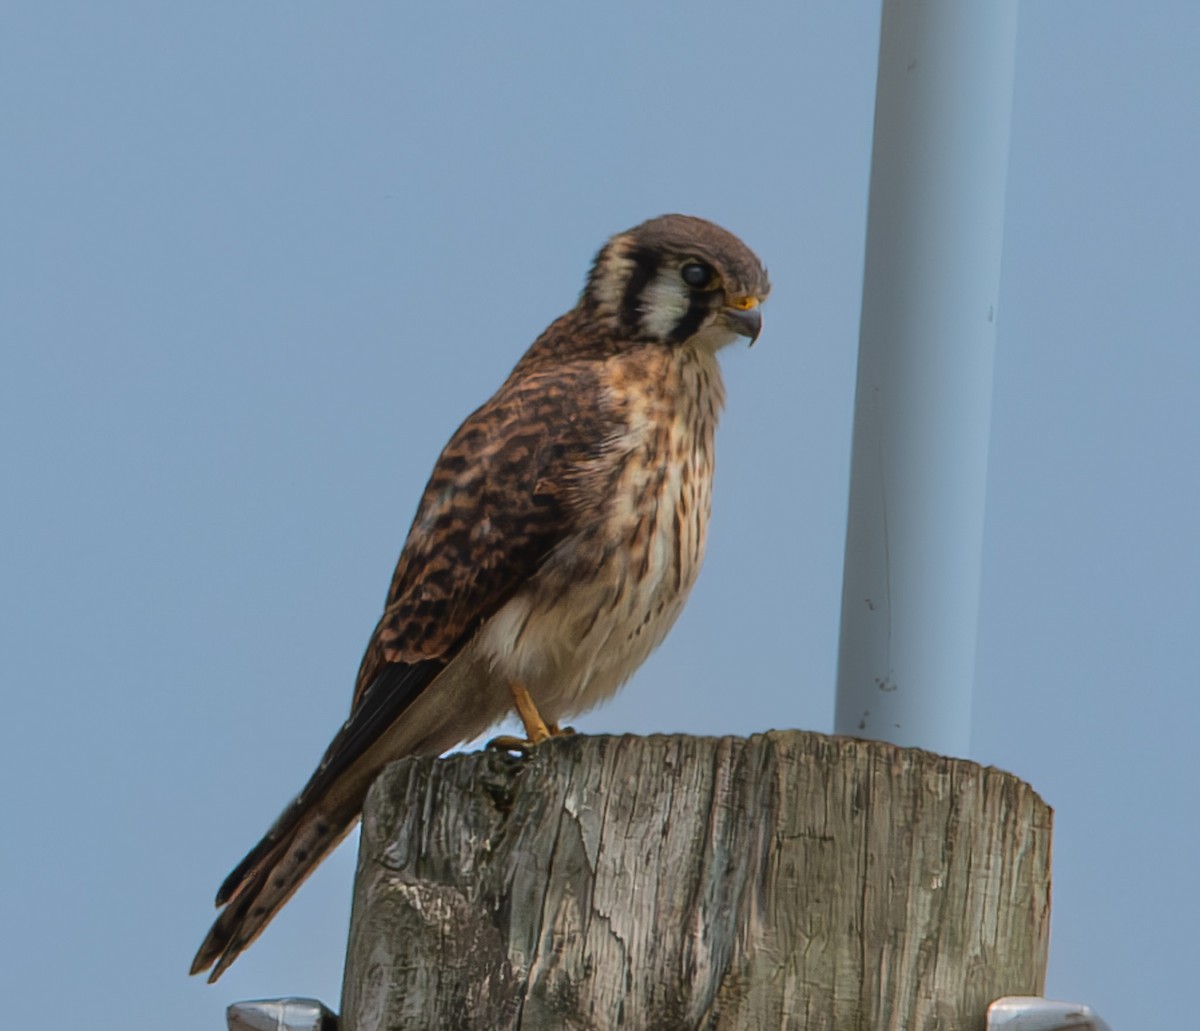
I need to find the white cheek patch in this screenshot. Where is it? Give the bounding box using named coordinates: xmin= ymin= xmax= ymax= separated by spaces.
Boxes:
xmin=637 ymin=272 xmax=693 ymax=340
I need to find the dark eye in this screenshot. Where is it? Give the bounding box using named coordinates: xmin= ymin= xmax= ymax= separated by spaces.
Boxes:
xmin=681 ymin=261 xmax=715 ymax=289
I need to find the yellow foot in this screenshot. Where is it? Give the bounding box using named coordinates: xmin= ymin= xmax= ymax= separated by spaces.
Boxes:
xmin=508 ymin=680 xmax=552 ymax=745
xmin=487 ymin=683 xmax=575 ymax=753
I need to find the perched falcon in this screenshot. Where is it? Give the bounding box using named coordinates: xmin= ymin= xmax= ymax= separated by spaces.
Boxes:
xmin=191 ymin=214 xmax=769 ymax=981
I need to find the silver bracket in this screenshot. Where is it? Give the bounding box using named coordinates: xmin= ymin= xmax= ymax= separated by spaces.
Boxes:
xmin=226 ymin=998 xmax=338 ymax=1031
xmin=988 ymin=996 xmax=1112 ymax=1031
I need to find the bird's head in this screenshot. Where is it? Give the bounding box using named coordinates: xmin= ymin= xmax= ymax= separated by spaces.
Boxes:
xmin=582 ymin=214 xmax=770 ymax=351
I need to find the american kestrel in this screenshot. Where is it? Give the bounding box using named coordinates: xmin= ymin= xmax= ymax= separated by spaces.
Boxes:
xmin=192 ymin=214 xmax=769 ymax=981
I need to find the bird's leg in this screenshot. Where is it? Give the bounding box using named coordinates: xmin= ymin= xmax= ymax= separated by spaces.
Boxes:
xmin=508 ymin=679 xmax=551 ymax=743
xmin=487 ymin=680 xmax=554 ymax=753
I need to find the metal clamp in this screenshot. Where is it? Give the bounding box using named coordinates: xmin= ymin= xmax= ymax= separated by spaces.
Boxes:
xmin=988 ymin=996 xmax=1112 ymax=1031
xmin=226 ymin=998 xmax=338 ymax=1031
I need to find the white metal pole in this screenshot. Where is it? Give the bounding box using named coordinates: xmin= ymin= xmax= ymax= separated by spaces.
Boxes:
xmin=834 ymin=0 xmax=1019 ymax=754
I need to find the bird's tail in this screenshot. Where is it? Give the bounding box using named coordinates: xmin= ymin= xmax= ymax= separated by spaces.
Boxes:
xmin=190 ymin=803 xmax=355 ymax=982
xmin=190 ymin=657 xmax=454 ymax=980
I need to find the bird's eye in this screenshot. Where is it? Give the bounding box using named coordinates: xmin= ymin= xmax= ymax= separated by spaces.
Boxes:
xmin=681 ymin=261 xmax=715 ymax=289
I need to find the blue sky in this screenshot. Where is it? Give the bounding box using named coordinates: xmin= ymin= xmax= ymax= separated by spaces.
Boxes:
xmin=2 ymin=4 xmax=1196 ymax=1029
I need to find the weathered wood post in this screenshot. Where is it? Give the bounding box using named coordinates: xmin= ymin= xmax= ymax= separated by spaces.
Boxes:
xmin=340 ymin=732 xmax=1051 ymax=1030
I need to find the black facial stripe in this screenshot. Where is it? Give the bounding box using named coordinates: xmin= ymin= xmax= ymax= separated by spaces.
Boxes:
xmin=668 ymin=289 xmax=713 ymax=343
xmin=618 ymin=246 xmax=660 ymax=332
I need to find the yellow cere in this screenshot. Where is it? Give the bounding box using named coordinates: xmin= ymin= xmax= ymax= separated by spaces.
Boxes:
xmin=731 ymin=296 xmax=759 ymax=310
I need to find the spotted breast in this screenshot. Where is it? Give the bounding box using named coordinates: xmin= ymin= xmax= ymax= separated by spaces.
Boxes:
xmin=474 ymin=337 xmax=725 ymax=722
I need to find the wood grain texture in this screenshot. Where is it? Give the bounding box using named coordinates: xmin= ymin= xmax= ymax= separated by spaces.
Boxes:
xmin=340 ymin=732 xmax=1052 ymax=1031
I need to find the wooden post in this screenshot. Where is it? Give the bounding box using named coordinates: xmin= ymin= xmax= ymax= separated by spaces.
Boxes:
xmin=340 ymin=732 xmax=1051 ymax=1030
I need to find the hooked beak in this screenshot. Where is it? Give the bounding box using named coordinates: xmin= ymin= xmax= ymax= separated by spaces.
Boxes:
xmin=722 ymin=301 xmax=763 ymax=345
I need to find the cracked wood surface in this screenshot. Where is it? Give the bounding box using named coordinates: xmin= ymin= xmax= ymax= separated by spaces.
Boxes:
xmin=340 ymin=731 xmax=1051 ymax=1031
